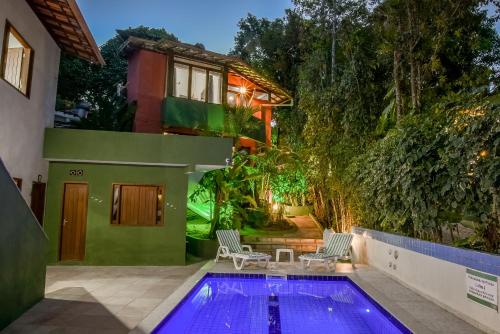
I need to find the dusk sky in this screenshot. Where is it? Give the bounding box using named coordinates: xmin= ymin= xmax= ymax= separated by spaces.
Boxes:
xmin=76 ymin=0 xmax=293 ymax=54
xmin=77 ymin=0 xmax=499 ymax=55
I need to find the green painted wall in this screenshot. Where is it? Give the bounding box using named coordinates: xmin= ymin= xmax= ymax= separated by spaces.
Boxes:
xmin=44 ymin=162 xmax=189 ymax=265
xmin=44 ymin=128 xmax=233 ymax=167
xmin=0 ymin=161 xmax=48 ymax=330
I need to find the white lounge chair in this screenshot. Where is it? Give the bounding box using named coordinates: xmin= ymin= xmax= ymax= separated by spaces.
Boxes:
xmin=315 ymin=229 xmax=335 ymax=254
xmin=215 ymin=230 xmax=271 ymax=270
xmin=299 ymin=233 xmax=354 ymax=272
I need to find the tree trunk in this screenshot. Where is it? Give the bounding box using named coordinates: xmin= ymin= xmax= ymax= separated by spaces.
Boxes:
xmin=330 ymin=1 xmax=337 ymax=84
xmin=406 ymin=0 xmax=420 ymax=112
xmin=209 ymin=193 xmax=222 ymax=239
xmin=393 ymin=49 xmax=403 ymax=123
xmin=409 ymin=53 xmax=417 ymax=111
xmin=332 ymin=195 xmax=339 ymax=231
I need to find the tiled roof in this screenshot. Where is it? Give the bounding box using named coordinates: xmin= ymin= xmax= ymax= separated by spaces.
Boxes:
xmin=124 ymin=36 xmax=292 ymax=103
xmin=26 ymin=0 xmax=104 ymax=64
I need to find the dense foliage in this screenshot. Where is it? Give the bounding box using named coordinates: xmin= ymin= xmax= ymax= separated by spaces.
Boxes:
xmin=231 ymin=0 xmax=499 ymax=252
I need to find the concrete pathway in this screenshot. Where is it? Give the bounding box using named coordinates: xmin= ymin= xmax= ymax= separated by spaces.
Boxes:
xmin=286 ymin=215 xmax=322 ymax=239
xmin=2 ymin=264 xmax=204 ymax=334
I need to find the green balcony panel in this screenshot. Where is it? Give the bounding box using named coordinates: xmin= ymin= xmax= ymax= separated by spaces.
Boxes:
xmin=162 ymin=96 xmax=267 ymax=143
xmin=162 ymin=96 xmax=224 ymax=132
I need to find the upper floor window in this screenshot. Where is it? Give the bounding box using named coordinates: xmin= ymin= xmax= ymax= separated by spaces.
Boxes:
xmin=208 ymin=71 xmax=222 ymax=104
xmin=173 ymin=63 xmax=189 ymax=99
xmin=191 ymin=67 xmax=206 ymax=102
xmin=173 ymin=61 xmax=222 ymax=104
xmin=1 ymin=22 xmax=33 ymax=96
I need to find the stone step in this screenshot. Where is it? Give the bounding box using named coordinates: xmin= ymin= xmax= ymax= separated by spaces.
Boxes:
xmin=241 ymin=236 xmax=322 ymax=245
xmin=240 ymin=237 xmax=324 ymax=259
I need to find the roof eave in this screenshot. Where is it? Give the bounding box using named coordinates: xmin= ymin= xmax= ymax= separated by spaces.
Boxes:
xmin=123 ymin=36 xmax=292 ymax=103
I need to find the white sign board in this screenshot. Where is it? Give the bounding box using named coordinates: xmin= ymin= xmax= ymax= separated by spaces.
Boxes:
xmin=466 ymin=268 xmax=498 ymax=311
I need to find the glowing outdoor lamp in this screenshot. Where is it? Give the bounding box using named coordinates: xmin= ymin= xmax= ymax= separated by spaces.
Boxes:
xmin=240 ymin=86 xmax=247 ymax=94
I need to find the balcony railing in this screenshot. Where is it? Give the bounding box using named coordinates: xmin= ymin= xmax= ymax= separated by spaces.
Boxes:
xmin=162 ymin=96 xmax=266 ymax=143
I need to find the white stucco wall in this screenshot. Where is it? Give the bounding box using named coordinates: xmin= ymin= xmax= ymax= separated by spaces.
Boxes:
xmin=352 ymin=233 xmax=500 ymax=334
xmin=0 ymin=0 xmax=60 ymax=204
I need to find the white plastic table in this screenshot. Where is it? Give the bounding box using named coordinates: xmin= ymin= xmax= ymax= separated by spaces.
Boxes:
xmin=276 ymin=248 xmax=294 ymax=263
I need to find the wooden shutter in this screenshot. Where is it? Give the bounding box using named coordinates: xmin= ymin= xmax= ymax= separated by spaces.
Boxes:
xmin=119 ymin=185 xmax=159 ymax=226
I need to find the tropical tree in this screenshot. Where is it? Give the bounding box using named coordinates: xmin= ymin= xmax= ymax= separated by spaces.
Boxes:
xmin=223 ymin=104 xmax=260 ymax=148
xmin=189 ymin=152 xmax=258 ymax=238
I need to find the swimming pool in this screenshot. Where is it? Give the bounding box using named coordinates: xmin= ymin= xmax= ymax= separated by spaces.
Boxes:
xmin=152 ymin=273 xmax=412 ymax=334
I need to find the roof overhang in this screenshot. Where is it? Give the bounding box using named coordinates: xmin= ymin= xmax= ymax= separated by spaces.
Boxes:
xmin=26 ymin=0 xmax=104 ymax=65
xmin=123 ymin=36 xmax=291 ymax=103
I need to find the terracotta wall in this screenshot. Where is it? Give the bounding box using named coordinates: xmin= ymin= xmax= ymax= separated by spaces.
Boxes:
xmin=127 ymin=49 xmax=167 ymax=133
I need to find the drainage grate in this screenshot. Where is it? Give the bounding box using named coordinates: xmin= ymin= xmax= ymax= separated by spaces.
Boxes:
xmin=266 ymin=274 xmax=287 ymax=280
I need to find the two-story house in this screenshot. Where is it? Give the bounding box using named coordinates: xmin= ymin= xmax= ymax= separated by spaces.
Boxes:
xmin=40 ymin=36 xmax=290 ymax=267
xmin=123 ymin=36 xmax=292 ymax=152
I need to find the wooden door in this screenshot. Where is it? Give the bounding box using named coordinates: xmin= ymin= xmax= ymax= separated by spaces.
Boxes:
xmin=30 ymin=181 xmax=46 ymax=225
xmin=60 ymin=183 xmax=88 ymax=261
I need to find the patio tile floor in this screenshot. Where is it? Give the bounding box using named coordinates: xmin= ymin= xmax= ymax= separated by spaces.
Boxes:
xmin=2 ymin=261 xmax=485 ymax=334
xmin=2 ymin=264 xmax=204 ymax=334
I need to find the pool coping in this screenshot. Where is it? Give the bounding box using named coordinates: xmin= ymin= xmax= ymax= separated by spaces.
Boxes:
xmin=131 ymin=261 xmax=429 ymax=334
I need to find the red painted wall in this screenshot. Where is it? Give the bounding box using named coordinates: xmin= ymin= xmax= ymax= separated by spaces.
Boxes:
xmin=127 ymin=49 xmax=167 ymax=133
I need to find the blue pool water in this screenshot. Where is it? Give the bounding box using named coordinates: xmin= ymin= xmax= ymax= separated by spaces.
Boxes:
xmin=153 ymin=274 xmax=411 ymax=334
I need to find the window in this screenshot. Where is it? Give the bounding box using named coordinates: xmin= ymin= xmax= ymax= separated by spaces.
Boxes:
xmin=190 ymin=67 xmax=206 ymax=101
xmin=255 ymin=91 xmax=270 ymax=101
xmin=173 ymin=63 xmax=189 ymax=98
xmin=208 ymin=71 xmax=222 ymax=104
xmin=111 ymin=184 xmax=164 ymax=226
xmin=1 ymin=22 xmax=33 ymax=96
xmin=172 ymin=61 xmax=223 ymax=104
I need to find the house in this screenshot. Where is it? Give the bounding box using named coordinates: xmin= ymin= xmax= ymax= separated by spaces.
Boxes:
xmin=0 ymin=0 xmax=103 ymax=221
xmin=42 ymin=128 xmax=233 ymax=265
xmin=123 ymin=36 xmax=292 ymax=152
xmin=0 ymin=0 xmax=102 ymax=330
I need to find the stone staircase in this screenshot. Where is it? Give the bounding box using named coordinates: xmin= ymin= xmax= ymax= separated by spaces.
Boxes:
xmin=241 ymin=236 xmax=323 ymax=260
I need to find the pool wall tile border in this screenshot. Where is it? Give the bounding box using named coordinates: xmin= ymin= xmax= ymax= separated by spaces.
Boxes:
xmin=352 ymin=227 xmax=500 ymax=276
xmin=151 ymin=272 xmax=413 ymax=334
